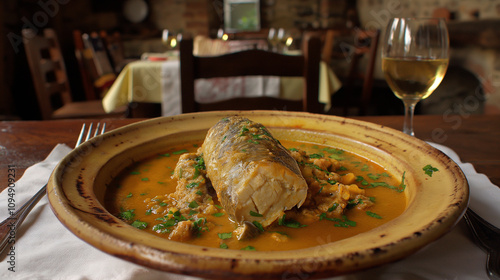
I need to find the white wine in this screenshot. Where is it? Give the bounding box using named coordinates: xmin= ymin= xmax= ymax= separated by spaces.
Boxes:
xmin=382 ymin=57 xmax=449 ymax=100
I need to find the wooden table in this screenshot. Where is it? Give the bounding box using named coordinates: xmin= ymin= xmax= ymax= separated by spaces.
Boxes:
xmin=1 ymin=114 xmax=499 ymax=192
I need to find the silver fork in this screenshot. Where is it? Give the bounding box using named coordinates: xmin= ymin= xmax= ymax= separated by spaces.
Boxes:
xmin=464 ymin=208 xmax=500 ymax=279
xmin=0 ymin=123 xmax=106 ymax=255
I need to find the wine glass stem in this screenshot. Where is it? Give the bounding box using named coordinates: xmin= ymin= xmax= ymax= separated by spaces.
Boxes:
xmin=403 ymin=99 xmax=419 ymax=137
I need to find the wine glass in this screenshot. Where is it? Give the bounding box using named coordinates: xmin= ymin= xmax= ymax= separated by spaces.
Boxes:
xmin=162 ymin=29 xmax=179 ymax=50
xmin=277 ymin=28 xmax=294 ymax=53
xmin=381 ymin=18 xmax=449 ymax=136
xmin=267 ymin=28 xmax=280 ymax=52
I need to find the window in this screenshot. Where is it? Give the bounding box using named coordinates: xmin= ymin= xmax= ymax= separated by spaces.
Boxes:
xmin=224 ymin=0 xmax=260 ymax=32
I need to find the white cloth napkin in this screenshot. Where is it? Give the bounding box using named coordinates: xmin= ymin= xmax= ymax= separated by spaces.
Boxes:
xmin=0 ymin=142 xmax=498 ymax=279
xmin=0 ymin=144 xmax=195 ymax=280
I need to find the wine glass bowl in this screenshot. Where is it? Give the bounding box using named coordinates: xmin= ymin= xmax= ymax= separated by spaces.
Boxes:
xmin=382 ymin=18 xmax=449 ymax=136
xmin=267 ymin=28 xmax=279 ymax=52
xmin=162 ymin=29 xmax=180 ymax=50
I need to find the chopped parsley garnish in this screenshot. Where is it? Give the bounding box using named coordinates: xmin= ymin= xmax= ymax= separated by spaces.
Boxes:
xmin=335 ymin=216 xmax=357 ymax=227
xmin=346 ymin=198 xmax=363 ymax=209
xmin=159 ymin=202 xmax=168 ymax=207
xmin=192 ymin=218 xmax=208 ymax=236
xmin=399 ymin=172 xmax=407 ymax=192
xmin=239 ymin=126 xmax=250 ymax=136
xmin=324 ymin=148 xmax=344 ymax=160
xmin=366 ymin=211 xmax=382 ymax=219
xmin=320 ymin=214 xmax=357 ymax=227
xmin=131 ymin=220 xmax=148 ymax=229
xmin=192 ymin=156 xmax=206 ymax=179
xmin=129 ymin=171 xmax=141 ymax=175
xmin=278 ymin=214 xmax=306 ymax=228
xmin=241 ymin=246 xmax=256 ymax=251
xmin=252 ymin=221 xmax=264 ymax=232
xmin=298 ymin=161 xmax=332 ymax=175
xmin=309 ymin=153 xmax=324 ymax=159
xmin=423 ymin=165 xmax=439 ymax=177
xmin=360 ymin=172 xmax=406 ymax=193
xmin=186 ymin=182 xmax=199 ymax=189
xmin=212 ymin=212 xmax=224 ymax=217
xmin=126 ymin=192 xmax=133 ymax=198
xmin=328 ymin=203 xmax=339 ymax=212
xmin=220 ymin=243 xmax=228 ymax=249
xmin=218 ymin=232 xmax=232 ymax=240
xmin=119 ymin=209 xmax=135 ymax=220
xmin=152 ymin=211 xmax=188 ymax=234
xmin=172 ymin=149 xmax=189 ymax=155
xmin=249 ymin=211 xmax=263 ymax=217
xmin=336 ymin=166 xmax=348 ymax=172
xmin=188 ymin=201 xmax=199 ymax=208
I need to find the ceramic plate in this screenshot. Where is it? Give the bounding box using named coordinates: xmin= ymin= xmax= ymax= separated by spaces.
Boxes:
xmin=47 ymin=111 xmax=468 ymax=279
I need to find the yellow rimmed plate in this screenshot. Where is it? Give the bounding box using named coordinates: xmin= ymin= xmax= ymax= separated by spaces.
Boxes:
xmin=47 ymin=111 xmax=468 ymax=279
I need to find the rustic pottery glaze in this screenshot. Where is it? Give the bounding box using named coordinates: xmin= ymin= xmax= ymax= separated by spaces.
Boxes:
xmin=47 ymin=111 xmax=468 ymax=279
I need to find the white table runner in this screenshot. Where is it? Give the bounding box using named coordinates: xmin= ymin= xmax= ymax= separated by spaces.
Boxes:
xmin=160 ymin=61 xmax=280 ymax=116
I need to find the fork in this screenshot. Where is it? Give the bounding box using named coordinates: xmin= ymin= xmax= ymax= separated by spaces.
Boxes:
xmin=0 ymin=123 xmax=106 ymax=255
xmin=464 ymin=208 xmax=500 ymax=279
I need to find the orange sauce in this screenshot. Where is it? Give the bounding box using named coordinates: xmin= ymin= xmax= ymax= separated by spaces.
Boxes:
xmin=105 ymin=140 xmax=406 ymax=251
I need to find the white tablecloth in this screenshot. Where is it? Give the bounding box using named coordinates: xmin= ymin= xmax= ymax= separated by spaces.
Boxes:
xmin=102 ymin=60 xmax=341 ymax=116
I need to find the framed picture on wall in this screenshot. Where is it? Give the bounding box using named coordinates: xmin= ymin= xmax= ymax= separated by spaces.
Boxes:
xmin=224 ymin=0 xmax=261 ymax=32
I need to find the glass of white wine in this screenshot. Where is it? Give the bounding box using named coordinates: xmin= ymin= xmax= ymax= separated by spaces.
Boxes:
xmin=267 ymin=28 xmax=280 ymax=52
xmin=382 ymin=18 xmax=449 ymax=136
xmin=162 ymin=29 xmax=179 ymax=50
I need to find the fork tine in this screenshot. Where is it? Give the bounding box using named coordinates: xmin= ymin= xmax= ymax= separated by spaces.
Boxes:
xmin=75 ymin=123 xmax=106 ymax=148
xmin=85 ymin=123 xmax=93 ymax=142
xmin=101 ymin=123 xmax=106 ymax=134
xmin=93 ymin=123 xmax=101 ymax=137
xmin=76 ymin=124 xmax=86 ymax=147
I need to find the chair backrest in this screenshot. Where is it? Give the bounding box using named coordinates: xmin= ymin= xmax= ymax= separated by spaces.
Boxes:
xmin=73 ymin=30 xmax=117 ymax=100
xmin=180 ymin=34 xmax=322 ymax=113
xmin=99 ymin=30 xmax=126 ymax=73
xmin=323 ymin=28 xmax=380 ymax=115
xmin=23 ymin=28 xmax=72 ymax=120
xmin=73 ymin=29 xmax=97 ymax=100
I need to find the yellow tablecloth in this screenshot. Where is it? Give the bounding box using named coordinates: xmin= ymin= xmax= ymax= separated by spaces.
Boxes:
xmin=103 ymin=60 xmax=341 ymax=115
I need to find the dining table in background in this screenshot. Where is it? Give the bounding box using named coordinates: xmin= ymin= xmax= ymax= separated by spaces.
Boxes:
xmin=1 ymin=114 xmax=499 ymax=193
xmin=101 ymin=58 xmax=342 ymax=116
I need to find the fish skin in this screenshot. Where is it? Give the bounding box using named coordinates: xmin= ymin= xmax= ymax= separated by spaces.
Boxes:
xmin=202 ymin=116 xmax=308 ymax=227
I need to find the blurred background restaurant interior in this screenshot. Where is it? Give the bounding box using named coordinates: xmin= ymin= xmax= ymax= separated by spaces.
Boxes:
xmin=1 ymin=0 xmax=500 ymax=120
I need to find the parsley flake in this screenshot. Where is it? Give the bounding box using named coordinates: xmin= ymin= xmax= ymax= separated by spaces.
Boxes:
xmin=423 ymin=165 xmax=439 ymax=177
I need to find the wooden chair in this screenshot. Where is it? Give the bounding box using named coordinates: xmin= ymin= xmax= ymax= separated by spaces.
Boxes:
xmin=73 ymin=30 xmax=117 ymax=100
xmin=324 ymin=29 xmax=380 ymax=115
xmin=23 ymin=28 xmax=127 ymax=120
xmin=179 ymin=34 xmax=322 ymax=113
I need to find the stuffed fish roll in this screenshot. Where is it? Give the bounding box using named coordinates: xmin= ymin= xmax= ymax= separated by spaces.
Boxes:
xmin=202 ymin=116 xmax=308 ymax=227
